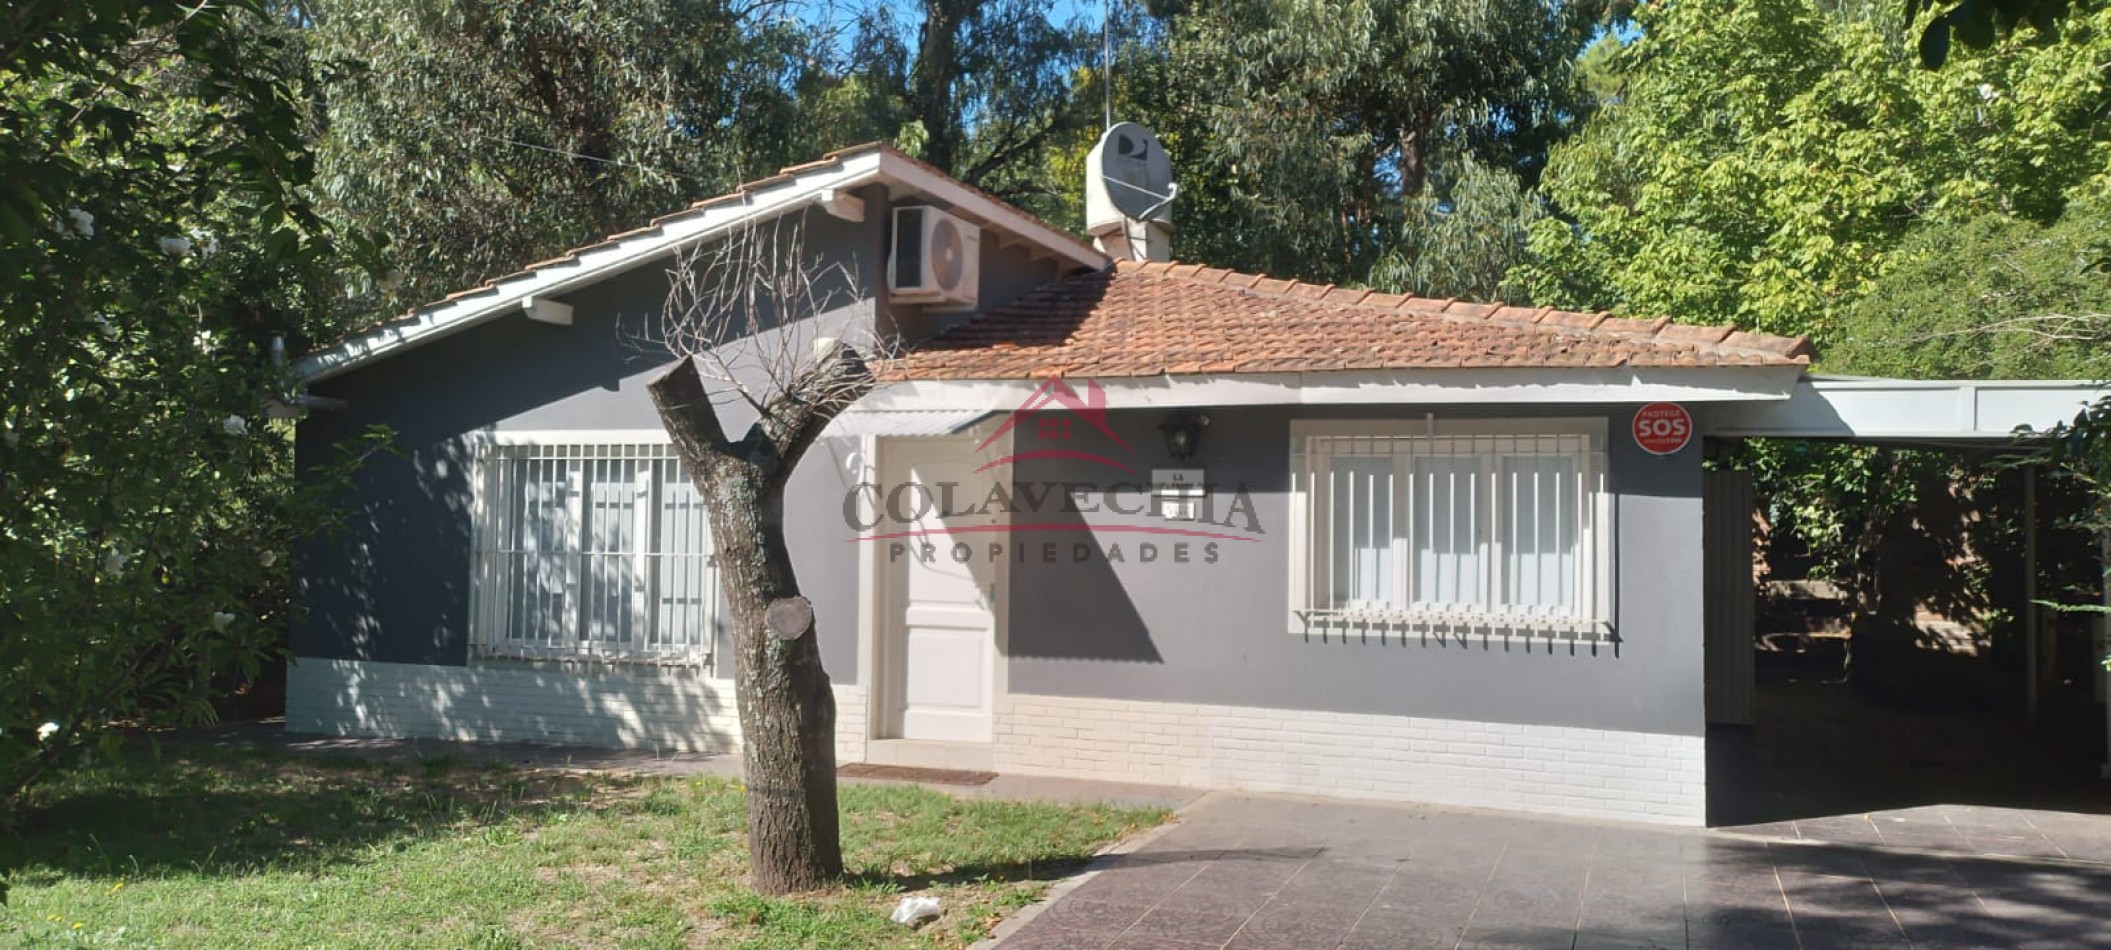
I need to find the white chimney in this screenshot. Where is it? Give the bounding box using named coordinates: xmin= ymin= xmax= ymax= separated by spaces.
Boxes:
xmin=1085 ymin=122 xmax=1175 ymax=262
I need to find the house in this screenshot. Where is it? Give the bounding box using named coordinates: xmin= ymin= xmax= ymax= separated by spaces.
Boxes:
xmin=288 ymin=139 xmax=2111 ymax=827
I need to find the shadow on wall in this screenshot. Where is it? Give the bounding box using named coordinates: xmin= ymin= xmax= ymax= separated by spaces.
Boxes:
xmin=1002 ymin=477 xmax=1162 ymax=664
xmin=295 ymin=426 xmax=495 ymax=666
xmin=297 ymin=655 xmax=737 ymax=754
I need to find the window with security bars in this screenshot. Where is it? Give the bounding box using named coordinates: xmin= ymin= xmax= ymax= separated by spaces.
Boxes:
xmin=471 ymin=442 xmax=720 ymax=665
xmin=1290 ymin=421 xmax=1613 ymax=639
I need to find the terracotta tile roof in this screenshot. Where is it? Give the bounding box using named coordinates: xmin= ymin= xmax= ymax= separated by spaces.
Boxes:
xmin=886 ymin=261 xmax=1813 ymax=380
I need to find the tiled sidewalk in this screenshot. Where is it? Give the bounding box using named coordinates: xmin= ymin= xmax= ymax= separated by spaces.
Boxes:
xmin=994 ymin=794 xmax=2111 ymax=949
xmin=1720 ymin=804 xmax=2111 ymax=865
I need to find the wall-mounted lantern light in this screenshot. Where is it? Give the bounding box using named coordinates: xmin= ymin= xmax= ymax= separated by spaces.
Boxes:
xmin=1159 ymin=411 xmax=1210 ymax=463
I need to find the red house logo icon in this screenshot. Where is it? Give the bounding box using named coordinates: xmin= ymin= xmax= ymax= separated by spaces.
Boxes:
xmin=974 ymin=378 xmax=1134 ymax=474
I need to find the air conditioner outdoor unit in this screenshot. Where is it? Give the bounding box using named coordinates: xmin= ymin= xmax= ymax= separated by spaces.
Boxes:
xmin=890 ymin=205 xmax=980 ymax=309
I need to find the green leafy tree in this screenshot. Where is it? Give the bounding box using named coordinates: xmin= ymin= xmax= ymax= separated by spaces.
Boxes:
xmin=1829 ymin=202 xmax=2111 ymax=379
xmin=1513 ymin=0 xmax=2111 ymax=344
xmin=1 ymin=0 xmax=378 ymax=818
xmin=818 ymin=0 xmax=1100 ymax=217
xmin=1516 ymin=0 xmax=2111 ymax=686
xmin=1370 ymin=155 xmax=1549 ymax=302
xmin=1134 ymin=0 xmax=1613 ymax=288
xmin=308 ymin=0 xmax=810 ymax=313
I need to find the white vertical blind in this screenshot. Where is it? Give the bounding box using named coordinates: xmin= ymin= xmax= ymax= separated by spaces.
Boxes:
xmin=473 ymin=443 xmax=719 ymax=665
xmin=1503 ymin=454 xmax=1579 ymax=613
xmin=1329 ymin=455 xmax=1394 ymax=606
xmin=1295 ymin=427 xmax=1609 ymax=638
xmin=1412 ymin=456 xmax=1482 ymax=610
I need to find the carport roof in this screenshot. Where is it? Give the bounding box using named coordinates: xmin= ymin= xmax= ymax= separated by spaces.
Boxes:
xmin=1706 ymin=375 xmax=2108 ymax=447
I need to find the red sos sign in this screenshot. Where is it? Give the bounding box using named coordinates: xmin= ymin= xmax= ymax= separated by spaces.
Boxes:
xmin=1633 ymin=403 xmax=1693 ymax=456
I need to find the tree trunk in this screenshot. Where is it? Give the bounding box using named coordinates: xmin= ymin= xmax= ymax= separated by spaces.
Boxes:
xmin=911 ymin=0 xmax=973 ymax=177
xmin=647 ymin=352 xmax=870 ymax=893
xmin=708 ymin=463 xmax=843 ymax=892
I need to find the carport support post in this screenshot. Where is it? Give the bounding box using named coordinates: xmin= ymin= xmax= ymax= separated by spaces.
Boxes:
xmin=2027 ymin=465 xmax=2040 ymax=726
xmin=2101 ymin=528 xmax=2110 ymax=779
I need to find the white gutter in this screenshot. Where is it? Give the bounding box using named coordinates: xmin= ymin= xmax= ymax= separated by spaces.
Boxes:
xmin=861 ymin=366 xmax=1805 ymax=413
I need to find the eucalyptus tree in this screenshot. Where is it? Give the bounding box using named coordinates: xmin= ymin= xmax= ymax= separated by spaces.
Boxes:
xmin=307 ymin=0 xmax=811 ymax=314
xmin=1133 ymin=0 xmax=1616 ymax=289
xmin=817 ymin=0 xmax=1100 ymax=219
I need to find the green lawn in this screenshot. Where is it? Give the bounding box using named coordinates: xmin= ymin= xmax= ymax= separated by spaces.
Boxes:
xmin=0 ymin=746 xmax=1166 ymax=948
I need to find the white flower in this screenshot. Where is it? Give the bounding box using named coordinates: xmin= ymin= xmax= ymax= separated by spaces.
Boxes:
xmin=93 ymin=315 xmax=119 ymax=340
xmin=1978 ymin=83 xmax=2000 ymax=101
xmin=159 ymin=235 xmax=193 ymax=258
xmin=222 ymin=415 xmax=248 ymax=437
xmin=65 ymin=209 xmax=95 ymax=238
xmin=211 ymin=611 xmax=236 ymax=632
xmin=259 ymin=550 xmax=279 ymax=568
xmin=103 ymin=550 xmax=128 ymax=576
xmin=36 ymin=722 xmax=59 ymax=742
xmin=193 ymin=330 xmax=216 ymax=353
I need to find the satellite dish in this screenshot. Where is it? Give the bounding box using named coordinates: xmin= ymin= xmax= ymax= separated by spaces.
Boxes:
xmin=1088 ymin=122 xmax=1175 ymax=225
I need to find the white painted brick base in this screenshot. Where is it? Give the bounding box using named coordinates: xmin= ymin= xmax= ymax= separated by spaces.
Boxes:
xmin=995 ymin=694 xmax=1706 ymax=826
xmin=288 ymin=660 xmax=1700 ymax=825
xmin=287 ymin=657 xmax=868 ymax=763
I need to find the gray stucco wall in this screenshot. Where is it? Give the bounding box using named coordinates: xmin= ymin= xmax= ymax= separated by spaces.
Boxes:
xmin=295 ymin=191 xmax=1089 ymax=685
xmin=1003 ymin=405 xmax=1706 ymax=737
xmin=294 ymin=204 xmax=888 ymax=681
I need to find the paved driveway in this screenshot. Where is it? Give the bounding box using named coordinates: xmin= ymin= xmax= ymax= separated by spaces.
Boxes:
xmin=993 ymin=794 xmax=2111 ymax=949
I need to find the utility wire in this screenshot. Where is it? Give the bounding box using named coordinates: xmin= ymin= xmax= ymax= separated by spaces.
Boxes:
xmin=1103 ymin=0 xmax=1114 ymax=129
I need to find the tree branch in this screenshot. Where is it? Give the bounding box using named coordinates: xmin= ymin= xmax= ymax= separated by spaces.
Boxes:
xmin=647 ymin=356 xmax=736 ymax=465
xmin=752 ymin=342 xmax=875 ymax=479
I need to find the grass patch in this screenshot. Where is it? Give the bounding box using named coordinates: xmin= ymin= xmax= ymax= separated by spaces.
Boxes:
xmin=0 ymin=746 xmax=1166 ymax=948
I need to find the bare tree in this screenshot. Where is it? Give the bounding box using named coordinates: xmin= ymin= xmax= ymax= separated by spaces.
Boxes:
xmin=643 ymin=218 xmax=880 ymax=892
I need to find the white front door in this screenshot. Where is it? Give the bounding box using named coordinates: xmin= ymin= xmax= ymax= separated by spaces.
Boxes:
xmin=882 ymin=435 xmax=1002 ymax=744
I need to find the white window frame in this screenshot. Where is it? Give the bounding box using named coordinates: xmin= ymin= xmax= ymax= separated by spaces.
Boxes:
xmin=1287 ymin=417 xmax=1614 ymax=640
xmin=468 ymin=431 xmax=720 ymax=668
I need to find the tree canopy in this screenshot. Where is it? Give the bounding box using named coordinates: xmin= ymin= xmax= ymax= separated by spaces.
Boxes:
xmin=1 ymin=0 xmax=375 ymax=815
xmin=13 ymin=0 xmax=2111 ymax=816
xmin=308 ymin=0 xmax=813 ymax=313
xmin=1512 ymin=0 xmax=2111 ymax=347
xmin=1130 ymin=0 xmax=1616 ymax=289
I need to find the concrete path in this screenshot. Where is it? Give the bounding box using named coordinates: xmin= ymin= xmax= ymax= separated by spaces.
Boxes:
xmin=993 ymin=793 xmax=2111 ymax=949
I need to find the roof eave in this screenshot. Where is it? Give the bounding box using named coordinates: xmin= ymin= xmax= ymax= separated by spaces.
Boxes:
xmin=862 ymin=365 xmax=1808 ymax=412
xmin=295 ymin=151 xmax=890 ymax=383
xmin=294 ymin=145 xmax=1107 ymax=384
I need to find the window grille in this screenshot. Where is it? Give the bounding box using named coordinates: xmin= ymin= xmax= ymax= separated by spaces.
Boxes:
xmin=1291 ymin=426 xmax=1612 ymax=640
xmin=471 ymin=442 xmax=720 ymax=666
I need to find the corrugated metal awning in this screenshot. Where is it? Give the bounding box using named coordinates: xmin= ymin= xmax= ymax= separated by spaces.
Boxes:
xmin=823 ymin=409 xmax=993 ymax=438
